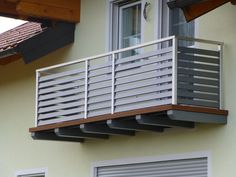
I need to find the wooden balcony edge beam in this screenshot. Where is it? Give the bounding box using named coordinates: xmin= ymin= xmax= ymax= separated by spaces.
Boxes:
xmin=29 ymin=105 xmax=228 ymax=133
xmin=170 ymin=105 xmax=228 ymax=115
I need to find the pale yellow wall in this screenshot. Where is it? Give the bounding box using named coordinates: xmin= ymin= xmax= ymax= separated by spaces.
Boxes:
xmin=0 ymin=1 xmax=236 ymax=177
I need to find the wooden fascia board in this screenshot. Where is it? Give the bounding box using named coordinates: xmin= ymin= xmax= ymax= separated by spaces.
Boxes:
xmin=5 ymin=0 xmax=19 ymax=2
xmin=21 ymin=0 xmax=80 ymax=9
xmin=231 ymin=0 xmax=236 ymax=4
xmin=182 ymin=0 xmax=230 ymax=22
xmin=16 ymin=0 xmax=80 ymax=23
xmin=0 ymin=53 xmax=21 ymax=65
xmin=0 ymin=0 xmax=80 ymax=23
xmin=0 ymin=0 xmax=18 ymax=16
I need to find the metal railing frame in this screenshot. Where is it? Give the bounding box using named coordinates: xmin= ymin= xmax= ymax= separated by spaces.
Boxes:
xmin=35 ymin=36 xmax=224 ymax=126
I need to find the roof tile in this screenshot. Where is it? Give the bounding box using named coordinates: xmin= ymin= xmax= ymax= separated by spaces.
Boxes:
xmin=0 ymin=22 xmax=43 ymax=52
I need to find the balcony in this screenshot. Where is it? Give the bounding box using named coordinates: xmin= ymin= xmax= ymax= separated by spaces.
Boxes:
xmin=30 ymin=36 xmax=228 ymax=142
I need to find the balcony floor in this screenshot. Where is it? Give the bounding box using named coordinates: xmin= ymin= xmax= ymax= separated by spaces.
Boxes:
xmin=29 ymin=105 xmax=228 ymax=143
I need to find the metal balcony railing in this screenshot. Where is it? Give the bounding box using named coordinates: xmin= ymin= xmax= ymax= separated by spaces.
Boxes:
xmin=35 ymin=36 xmax=223 ymax=126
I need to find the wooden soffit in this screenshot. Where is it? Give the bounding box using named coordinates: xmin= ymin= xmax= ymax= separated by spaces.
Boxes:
xmin=168 ymin=0 xmax=236 ymax=22
xmin=0 ymin=0 xmax=80 ymax=23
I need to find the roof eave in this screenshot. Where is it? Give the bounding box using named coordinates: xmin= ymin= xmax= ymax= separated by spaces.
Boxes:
xmin=0 ymin=47 xmax=18 ymax=59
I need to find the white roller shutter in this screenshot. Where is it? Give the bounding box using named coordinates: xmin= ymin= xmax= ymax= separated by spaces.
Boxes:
xmin=96 ymin=157 xmax=208 ymax=177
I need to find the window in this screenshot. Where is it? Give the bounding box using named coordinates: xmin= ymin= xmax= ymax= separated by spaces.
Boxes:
xmin=157 ymin=0 xmax=195 ymax=45
xmin=169 ymin=9 xmax=195 ymax=38
xmin=93 ymin=153 xmax=209 ymax=177
xmin=15 ymin=168 xmax=47 ymax=177
xmin=170 ymin=8 xmax=195 ymax=46
xmin=109 ymin=0 xmax=142 ymax=57
xmin=108 ymin=0 xmax=195 ymax=51
xmin=18 ymin=174 xmax=44 ymax=177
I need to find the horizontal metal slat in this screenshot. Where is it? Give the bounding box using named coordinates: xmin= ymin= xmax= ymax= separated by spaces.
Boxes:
xmin=178 ymin=90 xmax=219 ymax=101
xmin=178 ymin=61 xmax=219 ymax=71
xmin=39 ymin=68 xmax=84 ymax=82
xmin=116 ymin=61 xmax=172 ymax=79
xmin=38 ymin=107 xmax=84 ymax=120
xmin=116 ymin=55 xmax=172 ymax=72
xmin=115 ymin=77 xmax=172 ymax=92
xmin=178 ymin=83 xmax=219 ymax=94
xmin=178 ymin=53 xmax=219 ymax=64
xmin=178 ymin=68 xmax=219 ymax=79
xmin=178 ymin=98 xmax=219 ymax=108
xmin=178 ymin=46 xmax=220 ymax=57
xmin=88 ymin=101 xmax=111 ymax=111
xmin=115 ymin=91 xmax=172 ymax=106
xmin=38 ymin=101 xmax=84 ymax=114
xmin=87 ymin=108 xmax=111 ymax=117
xmin=115 ymin=50 xmax=172 ymax=65
xmin=116 ymin=47 xmax=172 ymax=65
xmin=39 ymin=87 xmax=84 ymax=101
xmin=39 ymin=93 xmax=85 ymax=107
xmin=88 ymin=61 xmax=112 ymax=72
xmin=88 ymin=93 xmax=111 ymax=104
xmin=39 ymin=75 xmax=85 ymax=89
xmin=38 ymin=114 xmax=84 ymax=126
xmin=115 ymin=99 xmax=172 ymax=113
xmin=88 ymin=74 xmax=111 ymax=84
xmin=89 ymin=67 xmax=111 ymax=77
xmin=115 ymin=67 xmax=172 ymax=86
xmin=115 ymin=84 xmax=172 ymax=99
xmin=88 ymin=80 xmax=111 ymax=91
xmin=39 ymin=81 xmax=81 ymax=95
xmin=178 ymin=76 xmax=219 ymax=86
xmin=88 ymin=87 xmax=111 ymax=98
xmin=116 ymin=63 xmax=160 ymax=79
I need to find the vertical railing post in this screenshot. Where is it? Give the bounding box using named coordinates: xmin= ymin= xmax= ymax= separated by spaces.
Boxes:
xmin=84 ymin=60 xmax=88 ymax=118
xmin=172 ymin=36 xmax=178 ymax=105
xmin=218 ymin=44 xmax=223 ymax=109
xmin=35 ymin=71 xmax=39 ymax=127
xmin=111 ymin=53 xmax=116 ymax=114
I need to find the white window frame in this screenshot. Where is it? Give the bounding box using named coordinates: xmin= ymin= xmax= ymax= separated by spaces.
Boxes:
xmin=15 ymin=168 xmax=48 ymax=177
xmin=91 ymin=151 xmax=211 ymax=177
xmin=106 ymin=0 xmax=145 ymax=52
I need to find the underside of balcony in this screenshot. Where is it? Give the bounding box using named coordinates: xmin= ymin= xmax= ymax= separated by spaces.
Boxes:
xmin=30 ymin=104 xmax=227 ymax=143
xmin=30 ymin=36 xmax=228 ymax=142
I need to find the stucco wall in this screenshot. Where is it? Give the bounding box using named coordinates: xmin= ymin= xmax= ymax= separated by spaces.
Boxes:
xmin=0 ymin=1 xmax=236 ymax=177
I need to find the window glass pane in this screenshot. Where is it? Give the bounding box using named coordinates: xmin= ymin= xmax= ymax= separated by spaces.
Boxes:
xmin=169 ymin=8 xmax=195 ymax=46
xmin=119 ymin=2 xmax=141 ymax=57
xmin=170 ymin=8 xmax=194 ymax=37
xmin=120 ymin=3 xmax=141 ymax=49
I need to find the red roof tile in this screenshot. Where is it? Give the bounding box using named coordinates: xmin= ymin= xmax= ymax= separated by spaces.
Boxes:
xmin=0 ymin=22 xmax=43 ymax=52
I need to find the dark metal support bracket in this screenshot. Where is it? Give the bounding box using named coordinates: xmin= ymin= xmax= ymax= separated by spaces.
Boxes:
xmin=80 ymin=123 xmax=135 ymax=136
xmin=107 ymin=118 xmax=164 ymax=132
xmin=167 ymin=110 xmax=227 ymax=124
xmin=54 ymin=127 xmax=109 ymax=140
xmin=31 ymin=132 xmax=84 ymax=143
xmin=31 ymin=109 xmax=227 ymax=142
xmin=136 ymin=115 xmax=195 ymax=128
